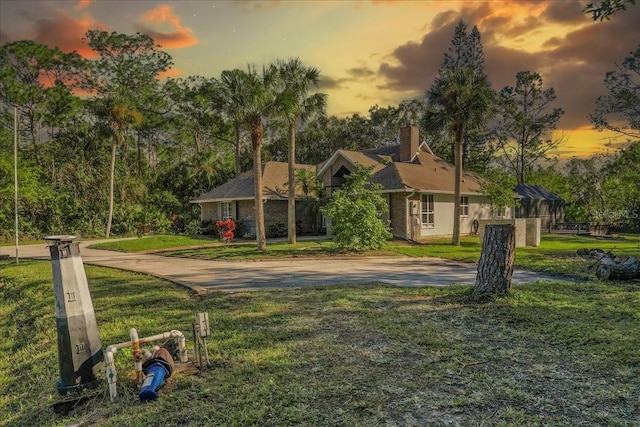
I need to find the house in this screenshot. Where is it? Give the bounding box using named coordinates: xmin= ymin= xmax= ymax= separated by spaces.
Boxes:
xmin=191 ymin=162 xmax=318 ymax=235
xmin=193 ymin=125 xmax=510 ymax=241
xmin=317 ymin=125 xmax=511 ymax=241
xmin=513 ymin=184 xmax=565 ymax=230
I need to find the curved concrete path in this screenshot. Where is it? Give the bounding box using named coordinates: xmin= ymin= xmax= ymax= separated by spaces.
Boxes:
xmin=15 ymin=240 xmax=572 ymax=293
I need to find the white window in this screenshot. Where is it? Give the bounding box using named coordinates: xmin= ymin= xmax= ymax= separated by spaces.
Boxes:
xmin=459 ymin=196 xmax=469 ymax=217
xmin=421 ymin=194 xmax=434 ymax=227
xmin=221 ymin=202 xmax=232 ymax=219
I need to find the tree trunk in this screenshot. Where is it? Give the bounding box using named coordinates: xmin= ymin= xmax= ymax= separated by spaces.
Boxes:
xmin=252 ymin=123 xmax=267 ymax=251
xmin=594 ymin=252 xmax=640 ymax=281
xmin=474 ymin=224 xmax=515 ymax=295
xmin=106 ymin=139 xmax=117 ymax=238
xmin=234 ymin=124 xmax=242 ymax=176
xmin=137 ymin=131 xmax=142 ymax=176
xmin=596 ymin=262 xmax=640 ymax=280
xmin=452 ymin=129 xmax=463 ymax=245
xmin=29 ymin=114 xmax=42 ymax=167
xmin=577 ymin=249 xmax=640 ymax=280
xmin=193 ymin=129 xmax=201 ymax=155
xmin=287 ymin=122 xmax=297 ymax=245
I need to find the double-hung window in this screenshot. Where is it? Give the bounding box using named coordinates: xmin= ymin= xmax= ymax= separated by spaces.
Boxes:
xmin=221 ymin=202 xmax=232 ymax=219
xmin=459 ymin=196 xmax=469 ymax=217
xmin=421 ymin=194 xmax=434 ymax=227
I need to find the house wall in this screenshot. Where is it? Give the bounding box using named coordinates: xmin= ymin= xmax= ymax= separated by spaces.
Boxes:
xmin=236 ymin=200 xmax=255 ymax=234
xmin=389 ymin=193 xmax=408 ymax=239
xmin=199 ymin=202 xmax=216 ymax=222
xmin=263 ymin=200 xmax=287 ymax=232
xmin=199 ymin=201 xmax=237 ymax=222
xmin=400 ymin=193 xmax=513 ymax=240
xmin=418 ymin=193 xmax=455 ymax=237
xmin=202 ymin=194 xmax=511 ymax=241
xmin=199 ymin=199 xmax=318 ymax=236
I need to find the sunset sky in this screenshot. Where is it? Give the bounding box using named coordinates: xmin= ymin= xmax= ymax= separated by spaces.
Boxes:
xmin=1 ymin=0 xmax=639 ymax=158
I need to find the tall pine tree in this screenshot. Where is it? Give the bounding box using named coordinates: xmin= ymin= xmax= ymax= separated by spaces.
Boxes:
xmin=422 ymin=21 xmax=495 ymax=174
xmin=423 ymin=21 xmax=495 ymax=245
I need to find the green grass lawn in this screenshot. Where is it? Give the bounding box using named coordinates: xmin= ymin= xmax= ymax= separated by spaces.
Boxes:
xmin=92 ymin=233 xmax=640 ymax=280
xmin=89 ymin=234 xmax=221 ymax=252
xmin=1 ymin=259 xmax=639 ymax=426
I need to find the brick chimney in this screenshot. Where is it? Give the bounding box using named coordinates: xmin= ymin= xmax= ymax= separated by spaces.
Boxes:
xmin=399 ymin=124 xmax=419 ymax=162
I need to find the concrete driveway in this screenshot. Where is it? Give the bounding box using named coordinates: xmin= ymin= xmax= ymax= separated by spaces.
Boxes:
xmin=14 ymin=240 xmax=571 ymax=293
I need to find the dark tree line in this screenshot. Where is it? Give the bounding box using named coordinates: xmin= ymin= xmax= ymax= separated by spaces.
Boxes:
xmin=1 ymin=22 xmax=638 ymax=242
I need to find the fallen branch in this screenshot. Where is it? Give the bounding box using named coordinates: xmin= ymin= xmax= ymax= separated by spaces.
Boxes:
xmin=577 ymin=247 xmax=640 ymax=280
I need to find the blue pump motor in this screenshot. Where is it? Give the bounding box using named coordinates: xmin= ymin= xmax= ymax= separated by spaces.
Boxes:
xmin=139 ymin=348 xmax=174 ymax=402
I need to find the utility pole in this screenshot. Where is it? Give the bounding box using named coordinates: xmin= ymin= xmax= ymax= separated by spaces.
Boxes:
xmin=14 ymin=107 xmax=19 ymax=264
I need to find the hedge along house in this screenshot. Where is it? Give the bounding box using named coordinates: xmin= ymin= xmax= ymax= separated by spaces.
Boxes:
xmin=317 ymin=125 xmax=511 ymax=241
xmin=191 ymin=162 xmax=319 ymax=236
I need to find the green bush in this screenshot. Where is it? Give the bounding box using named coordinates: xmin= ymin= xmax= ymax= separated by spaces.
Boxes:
xmin=321 ymin=165 xmax=392 ymax=252
xmin=268 ymin=221 xmax=287 ymax=238
xmin=198 ymin=220 xmax=217 ymax=235
xmin=184 ymin=219 xmax=205 ymax=235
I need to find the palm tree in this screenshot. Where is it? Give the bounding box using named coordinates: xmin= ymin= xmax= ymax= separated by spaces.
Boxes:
xmin=105 ymin=99 xmax=143 ymax=238
xmin=234 ymin=64 xmax=281 ymax=251
xmin=214 ymin=69 xmax=252 ymax=176
xmin=274 ymin=58 xmax=327 ymax=244
xmin=294 ymin=167 xmax=325 ymax=234
xmin=425 ymin=67 xmax=494 ymax=245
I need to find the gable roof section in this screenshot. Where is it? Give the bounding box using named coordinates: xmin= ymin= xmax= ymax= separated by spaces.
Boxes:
xmin=514 ymin=184 xmax=563 ymax=201
xmin=191 ymin=162 xmax=315 ymax=203
xmin=317 ymin=148 xmax=387 ymax=178
xmin=318 ymin=144 xmax=485 ymax=195
xmin=371 ymin=151 xmax=484 ymax=195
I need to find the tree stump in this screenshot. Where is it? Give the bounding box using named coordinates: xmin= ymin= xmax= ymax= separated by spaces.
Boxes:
xmin=474 ymin=224 xmax=515 ymax=294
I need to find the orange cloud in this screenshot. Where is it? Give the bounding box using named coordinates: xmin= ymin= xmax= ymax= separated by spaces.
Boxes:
xmin=378 ymin=0 xmax=640 ymax=137
xmin=77 ymin=0 xmax=94 ymax=11
xmin=33 ymin=12 xmax=105 ymax=58
xmin=136 ymin=4 xmax=198 ymax=49
xmin=159 ymin=68 xmax=183 ymax=79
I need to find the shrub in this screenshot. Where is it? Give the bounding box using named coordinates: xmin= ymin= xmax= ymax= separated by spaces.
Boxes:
xmin=198 ymin=220 xmax=217 ymax=235
xmin=184 ymin=219 xmax=205 ymax=236
xmin=233 ymin=218 xmax=247 ymax=237
xmin=215 ymin=219 xmax=236 ymax=243
xmin=171 ymin=214 xmax=185 ymax=234
xmin=321 ymin=165 xmax=392 ymax=252
xmin=267 ymin=221 xmax=287 ymax=238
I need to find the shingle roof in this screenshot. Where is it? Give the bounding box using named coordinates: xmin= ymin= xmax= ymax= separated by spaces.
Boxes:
xmin=191 ymin=162 xmax=315 ymax=203
xmin=369 ymin=151 xmax=483 ymax=194
xmin=514 ymin=184 xmax=563 ymax=201
xmin=334 ymin=149 xmax=388 ymax=172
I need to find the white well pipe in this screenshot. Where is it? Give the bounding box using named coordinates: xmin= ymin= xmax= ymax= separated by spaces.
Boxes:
xmin=104 ymin=329 xmax=188 ymax=402
xmin=105 ymin=348 xmax=118 ymax=402
xmin=130 ymin=328 xmax=142 ymax=384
